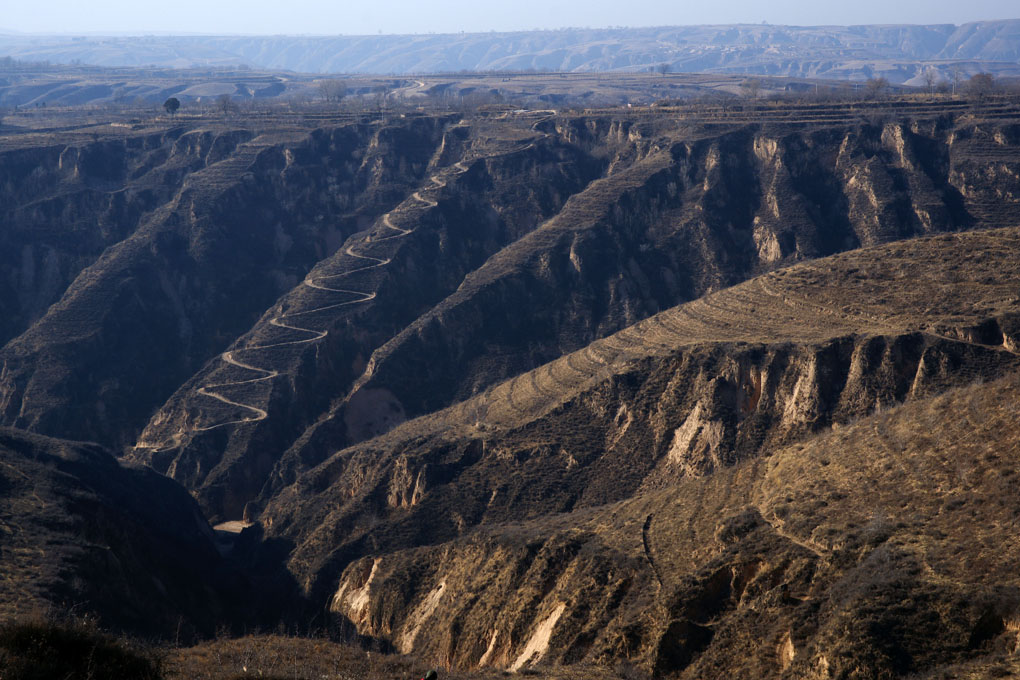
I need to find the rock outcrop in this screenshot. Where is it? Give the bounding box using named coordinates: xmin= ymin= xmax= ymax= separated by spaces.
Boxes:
xmin=138 ymin=112 xmax=1019 ymax=520
xmin=252 ymin=227 xmax=1020 ymax=675
xmin=320 ymin=371 xmax=1020 ymax=677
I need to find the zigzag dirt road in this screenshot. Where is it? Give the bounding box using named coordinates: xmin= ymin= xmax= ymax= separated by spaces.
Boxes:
xmin=137 ymin=160 xmax=472 ymax=445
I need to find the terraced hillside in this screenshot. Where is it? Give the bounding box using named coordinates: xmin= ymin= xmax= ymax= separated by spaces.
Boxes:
xmin=297 ymin=372 xmax=1020 ymax=678
xmin=1 ymin=99 xmax=1020 ymax=677
xmin=133 ymin=103 xmax=1020 ymax=521
xmin=257 ymin=227 xmax=1020 ymax=676
xmin=1 ymin=102 xmax=1019 ymax=520
xmin=0 ymin=64 xmax=837 ymax=110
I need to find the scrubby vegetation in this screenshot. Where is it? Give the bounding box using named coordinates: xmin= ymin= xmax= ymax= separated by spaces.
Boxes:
xmin=0 ymin=618 xmax=162 ymax=680
xmin=0 ymin=621 xmax=621 ymax=680
xmin=166 ymin=633 xmax=621 ymax=679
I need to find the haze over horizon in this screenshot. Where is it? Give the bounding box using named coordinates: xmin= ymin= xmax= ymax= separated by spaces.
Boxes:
xmin=2 ymin=0 xmax=1018 ymax=37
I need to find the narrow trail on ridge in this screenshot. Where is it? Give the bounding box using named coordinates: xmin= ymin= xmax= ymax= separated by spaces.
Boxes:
xmin=177 ymin=160 xmax=471 ymax=435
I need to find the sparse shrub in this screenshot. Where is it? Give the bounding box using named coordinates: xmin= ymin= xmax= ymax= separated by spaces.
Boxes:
xmin=714 ymin=508 xmax=763 ymax=544
xmin=0 ymin=617 xmax=162 ymax=680
xmin=614 ymin=658 xmax=651 ymax=679
xmin=864 ymin=77 xmax=890 ymax=98
xmin=968 ymin=73 xmax=998 ymax=99
xmin=215 ymin=94 xmax=237 ymax=114
xmin=318 ymin=79 xmax=348 ymax=104
xmin=739 ymin=78 xmax=762 ymax=100
xmin=861 ymin=513 xmax=894 ymax=547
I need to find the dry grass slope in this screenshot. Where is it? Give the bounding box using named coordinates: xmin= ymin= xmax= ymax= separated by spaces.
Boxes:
xmin=320 ymin=371 xmax=1020 ymax=677
xmin=251 ymin=225 xmax=1020 ymax=676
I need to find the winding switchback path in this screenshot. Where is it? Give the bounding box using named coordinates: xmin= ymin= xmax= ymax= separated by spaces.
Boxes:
xmin=158 ymin=161 xmax=472 ymax=437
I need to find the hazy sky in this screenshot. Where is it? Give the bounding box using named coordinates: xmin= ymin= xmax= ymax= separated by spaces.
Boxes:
xmin=3 ymin=0 xmax=1018 ymax=35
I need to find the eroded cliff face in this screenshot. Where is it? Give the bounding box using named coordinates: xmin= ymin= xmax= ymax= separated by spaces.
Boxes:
xmin=252 ymin=228 xmax=1020 ymax=675
xmin=0 ymin=128 xmax=210 ymax=345
xmin=130 ymin=124 xmax=606 ymax=518
xmin=2 ymin=110 xmax=1017 ymax=520
xmin=325 ymin=371 xmax=1020 ymax=677
xmin=271 ymin=323 xmax=1019 ymax=549
xmin=277 ymin=118 xmax=984 ymax=462
xmin=0 ymin=116 xmax=467 ymax=449
xmin=2 ymin=105 xmax=1020 ymax=677
xmin=204 ymin=115 xmax=1020 ymax=519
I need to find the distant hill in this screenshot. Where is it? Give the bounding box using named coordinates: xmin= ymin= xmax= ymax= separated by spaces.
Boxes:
xmin=1 ymin=21 xmax=1020 ymax=81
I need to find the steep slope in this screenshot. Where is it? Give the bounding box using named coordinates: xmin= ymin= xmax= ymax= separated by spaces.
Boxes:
xmin=147 ymin=111 xmax=1020 ymax=521
xmin=0 ymin=428 xmax=241 ymax=638
xmin=0 ymin=126 xmax=207 ymax=347
xmin=0 ymin=115 xmax=462 ymax=448
xmin=318 ymin=371 xmax=1020 ymax=677
xmin=317 ymin=116 xmax=980 ymax=439
xmin=252 ymin=226 xmax=1020 ymax=673
xmin=1 ymin=107 xmax=1017 ymax=525
xmin=130 ymin=118 xmax=606 ymax=518
xmin=0 ymin=97 xmax=1019 ymax=677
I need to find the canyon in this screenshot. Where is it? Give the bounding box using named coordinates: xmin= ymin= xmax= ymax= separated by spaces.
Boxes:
xmin=1 ymin=88 xmax=1019 ymax=678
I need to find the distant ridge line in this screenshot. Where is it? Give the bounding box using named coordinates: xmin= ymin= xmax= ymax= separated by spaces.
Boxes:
xmin=1 ymin=20 xmax=1019 ymax=81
